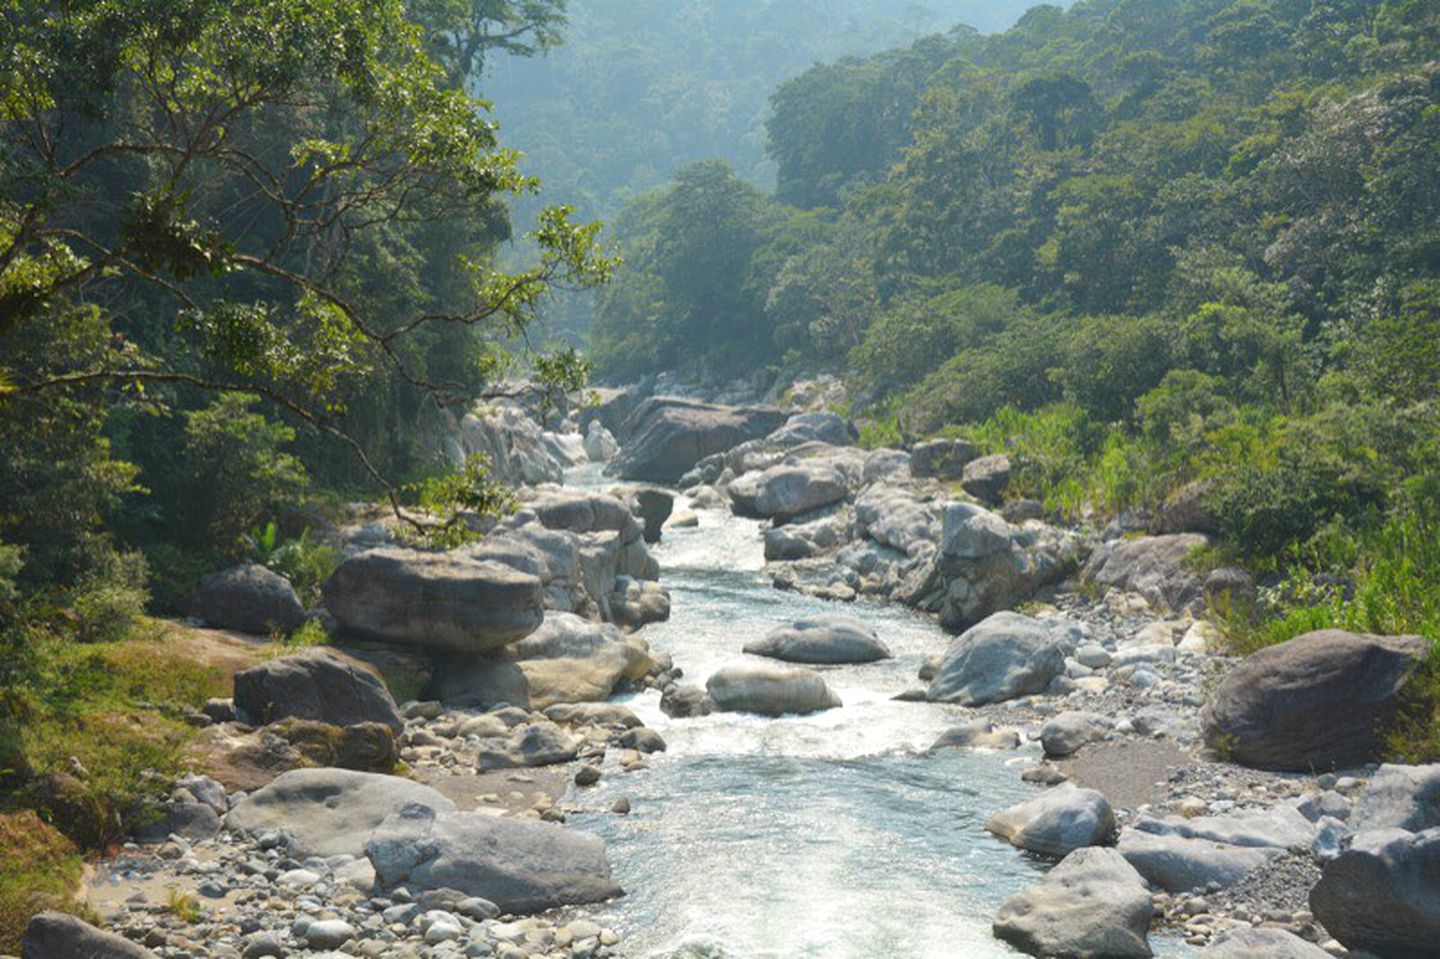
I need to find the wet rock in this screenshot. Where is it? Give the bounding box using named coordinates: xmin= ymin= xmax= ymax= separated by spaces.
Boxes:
xmin=234 ymin=651 xmax=403 ymax=733
xmin=225 ymin=767 xmax=455 ymax=858
xmin=993 ymin=847 xmax=1152 ymax=959
xmin=617 ymin=728 xmax=667 ymax=753
xmin=583 ymin=421 xmax=619 ymax=461
xmin=609 ymin=577 xmax=672 ymax=630
xmin=1310 ymin=826 xmax=1440 ymax=958
xmin=324 ymin=548 xmax=544 ymax=653
xmin=706 ymin=663 xmax=841 ymax=716
xmin=743 ymin=613 xmax=891 ymax=665
xmin=1201 ymin=629 xmax=1428 ymax=771
xmin=22 ymin=911 xmax=157 ymax=959
xmin=926 ymin=611 xmax=1068 ymax=706
xmin=366 ymin=803 xmax=623 ymax=912
xmin=660 ymin=683 xmax=715 ymax=718
xmin=986 ymin=783 xmax=1117 ymax=858
xmin=928 ymin=719 xmax=1021 ymax=752
xmin=188 ymin=564 xmax=305 ymax=636
xmin=631 ymin=487 xmax=674 ymax=543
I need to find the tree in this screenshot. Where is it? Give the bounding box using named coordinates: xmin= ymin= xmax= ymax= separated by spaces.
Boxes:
xmin=411 ymin=0 xmax=568 ymax=83
xmin=0 ymin=0 xmax=614 ymax=543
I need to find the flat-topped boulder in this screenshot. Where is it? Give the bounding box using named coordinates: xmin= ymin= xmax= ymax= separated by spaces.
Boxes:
xmin=324 ymin=548 xmax=544 ymax=653
xmin=743 ymin=613 xmax=891 ymax=665
xmin=225 ymin=768 xmax=455 ymax=858
xmin=609 ymin=397 xmax=788 ymax=483
xmin=366 ymin=803 xmax=622 ymax=913
xmin=706 ymin=663 xmax=841 ymax=716
xmin=993 ymin=846 xmax=1153 ymax=958
xmin=233 ymin=651 xmax=403 ymax=732
xmin=926 ymin=611 xmax=1068 ymax=705
xmin=1201 ymin=629 xmax=1428 ymax=771
xmin=188 ymin=564 xmax=305 ymax=636
xmin=428 ymin=612 xmax=652 ymax=710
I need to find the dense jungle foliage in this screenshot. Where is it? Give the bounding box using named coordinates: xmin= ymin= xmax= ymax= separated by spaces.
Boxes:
xmin=590 ymin=0 xmax=1440 ymax=646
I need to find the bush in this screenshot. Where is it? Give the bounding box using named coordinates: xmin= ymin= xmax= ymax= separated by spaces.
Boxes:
xmin=69 ymin=550 xmax=149 ymax=645
xmin=0 ymin=811 xmax=88 ymax=953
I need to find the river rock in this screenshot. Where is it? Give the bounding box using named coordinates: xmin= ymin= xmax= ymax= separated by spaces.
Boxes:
xmin=1200 ymin=629 xmax=1428 ymax=771
xmin=1351 ymin=763 xmax=1440 ymax=832
xmin=475 ymin=721 xmax=581 ymax=770
xmin=544 ymin=702 xmax=643 ymax=728
xmin=1117 ymin=829 xmax=1280 ymax=892
xmin=854 ymin=485 xmax=938 ymax=556
xmin=909 ymin=439 xmax=976 ymax=480
xmin=457 ymin=402 xmax=563 ymax=485
xmin=188 ymin=564 xmax=305 ymax=636
xmin=743 ymin=614 xmax=891 ymax=665
xmin=584 ymin=421 xmax=619 ymax=461
xmin=366 ymin=803 xmax=622 ymax=912
xmin=609 ymin=577 xmax=672 ymax=630
xmin=631 ymin=487 xmax=674 ymax=543
xmin=225 ymin=768 xmax=455 ymax=858
xmin=961 ymin=453 xmax=1011 ymax=504
xmin=929 ymin=719 xmax=1021 ymax=751
xmin=22 ymin=911 xmax=157 ymax=959
xmin=233 ymin=651 xmax=403 ymax=732
xmin=729 ymin=460 xmax=851 ymax=522
xmin=1041 ymin=711 xmax=1114 ymax=758
xmin=926 ymin=611 xmax=1067 ymax=705
xmin=660 ymin=683 xmax=715 ymax=718
xmin=1200 ymin=928 xmax=1332 ymax=958
xmin=706 ymin=664 xmax=841 ymax=716
xmin=993 ymin=846 xmax=1153 ymax=959
xmin=609 ymin=397 xmax=787 ymax=483
xmin=324 ymin=548 xmax=544 ymax=653
xmin=1082 ymin=533 xmax=1210 ymax=611
xmin=986 ymin=783 xmax=1116 ymax=858
xmin=428 ymin=612 xmax=652 ymax=710
xmin=1309 ymin=826 xmax=1440 ymax=957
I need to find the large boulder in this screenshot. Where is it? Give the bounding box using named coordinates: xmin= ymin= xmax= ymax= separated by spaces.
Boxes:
xmin=1041 ymin=712 xmax=1114 ymax=758
xmin=706 ymin=663 xmax=841 ymax=716
xmin=366 ymin=803 xmax=622 ymax=912
xmin=743 ymin=614 xmax=891 ymax=665
xmin=1200 ymin=928 xmax=1332 ymax=958
xmin=730 ymin=461 xmax=850 ymax=522
xmin=609 ymin=397 xmax=788 ymax=483
xmin=188 ymin=564 xmax=305 ymax=635
xmin=324 ymin=548 xmax=544 ymax=653
xmin=1200 ymin=630 xmax=1428 ymax=771
xmin=233 ymin=651 xmax=403 ymax=733
xmin=1351 ymin=763 xmax=1440 ymax=832
xmin=986 ymin=783 xmax=1116 ymax=858
xmin=1082 ymin=533 xmax=1210 ymax=611
xmin=583 ymin=421 xmax=619 ymax=462
xmin=631 ymin=487 xmax=674 ymax=544
xmin=457 ymin=403 xmax=563 ymax=485
xmin=225 ymin=768 xmax=455 ymax=858
xmin=1310 ymin=827 xmax=1440 ymax=958
xmin=909 ymin=439 xmax=977 ymax=480
xmin=993 ymin=847 xmax=1153 ymax=959
xmin=428 ymin=612 xmax=652 ymax=710
xmin=475 ymin=722 xmax=581 ymax=770
xmin=1117 ymin=829 xmax=1281 ymax=893
xmin=926 ymin=612 xmax=1068 ymax=705
xmin=960 ymin=453 xmax=1011 ymax=504
xmin=854 ymin=485 xmax=939 ymax=556
xmin=22 ymin=911 xmax=156 ymax=959
xmin=928 ymin=719 xmax=1021 ymax=752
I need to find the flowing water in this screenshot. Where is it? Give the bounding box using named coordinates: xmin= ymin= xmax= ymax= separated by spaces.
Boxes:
xmin=567 ymin=469 xmax=1192 ymax=958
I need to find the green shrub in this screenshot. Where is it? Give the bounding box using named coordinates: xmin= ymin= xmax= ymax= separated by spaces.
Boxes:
xmin=0 ymin=810 xmax=88 ymax=953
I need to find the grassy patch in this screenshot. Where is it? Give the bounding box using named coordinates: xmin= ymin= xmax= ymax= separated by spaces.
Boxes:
xmin=0 ymin=810 xmax=89 ymax=953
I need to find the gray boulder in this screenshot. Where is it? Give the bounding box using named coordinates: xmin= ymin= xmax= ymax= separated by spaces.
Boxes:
xmin=926 ymin=612 xmax=1067 ymax=705
xmin=1201 ymin=630 xmax=1428 ymax=771
xmin=366 ymin=803 xmax=622 ymax=912
xmin=23 ymin=911 xmax=156 ymax=959
xmin=324 ymin=548 xmax=544 ymax=653
xmin=1082 ymin=533 xmax=1210 ymax=611
xmin=583 ymin=421 xmax=619 ymax=462
xmin=743 ymin=614 xmax=891 ymax=665
xmin=854 ymin=485 xmax=938 ymax=556
xmin=1200 ymin=928 xmax=1331 ymax=958
xmin=1352 ymin=764 xmax=1440 ymax=832
xmin=608 ymin=577 xmax=672 ymax=631
xmin=133 ymin=801 xmax=221 ymax=843
xmin=428 ymin=612 xmax=652 ymax=711
xmin=767 ymin=412 xmax=852 ymax=448
xmin=1117 ymin=830 xmax=1280 ymax=892
xmin=993 ymin=846 xmax=1153 ymax=959
xmin=234 ymin=651 xmax=403 ymax=733
xmin=729 ymin=460 xmax=850 ymax=522
xmin=475 ymin=722 xmax=581 ymax=770
xmin=986 ymin=783 xmax=1116 ymax=858
xmin=609 ymin=397 xmax=787 ymax=483
xmin=457 ymin=403 xmax=563 ymax=485
xmin=1041 ymin=712 xmax=1115 ymax=758
xmin=961 ymin=453 xmax=1011 ymax=504
xmin=631 ymin=487 xmax=674 ymax=544
xmin=225 ymin=768 xmax=455 ymax=858
xmin=909 ymin=439 xmax=977 ymax=480
xmin=1310 ymin=827 xmax=1440 ymax=958
xmin=706 ymin=664 xmax=841 ymax=716
xmin=188 ymin=564 xmax=305 ymax=636
xmin=660 ymin=683 xmax=715 ymax=718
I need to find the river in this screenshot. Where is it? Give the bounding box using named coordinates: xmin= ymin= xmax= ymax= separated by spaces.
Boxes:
xmin=565 ymin=470 xmax=1194 ymax=958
